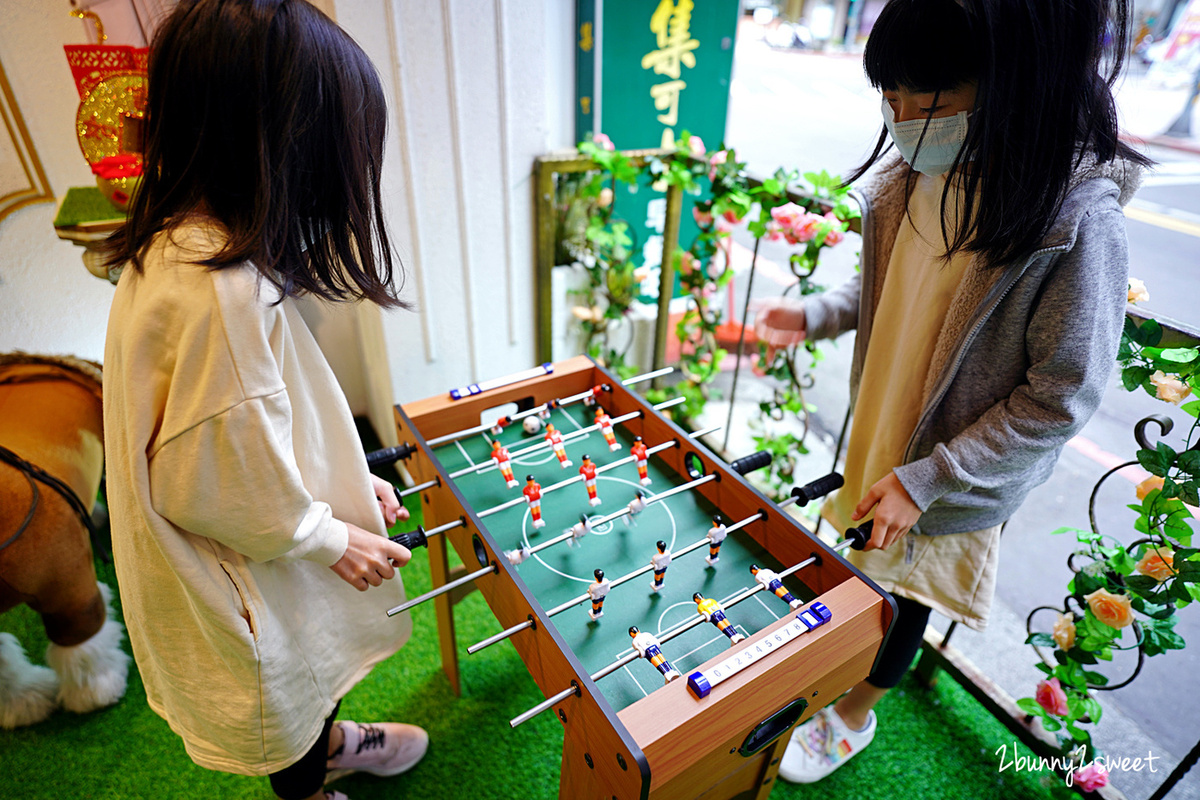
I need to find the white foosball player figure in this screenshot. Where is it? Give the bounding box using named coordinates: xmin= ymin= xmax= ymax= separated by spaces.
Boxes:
xmin=629 ymin=626 xmax=681 ymax=683
xmin=750 ymin=563 xmax=803 ymax=609
xmin=705 ymin=514 xmax=727 ymax=565
xmin=567 ymin=513 xmax=593 ymax=548
xmin=624 ymin=489 xmax=648 ymax=527
xmin=587 ymin=569 xmax=611 ymax=620
xmin=505 ymin=544 xmax=532 ymax=565
xmin=650 ymin=540 xmax=672 ymax=592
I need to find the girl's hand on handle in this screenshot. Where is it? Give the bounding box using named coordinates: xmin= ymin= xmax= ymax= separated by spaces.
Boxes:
xmin=751 ymin=297 xmax=807 ymax=362
xmin=853 ymin=472 xmax=921 ymax=551
xmin=331 ymin=522 xmax=412 ymax=591
xmin=371 ymin=474 xmax=409 ymax=525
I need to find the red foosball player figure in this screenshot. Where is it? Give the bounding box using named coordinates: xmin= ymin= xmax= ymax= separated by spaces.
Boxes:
xmin=631 ymin=436 xmax=651 ymax=486
xmin=523 ymin=475 xmax=545 ymax=529
xmin=629 ymin=626 xmax=681 ymax=684
xmin=490 ymin=415 xmax=510 ymax=436
xmin=544 ymin=423 xmax=572 ymax=468
xmin=490 ymin=439 xmax=518 ymax=489
xmin=705 ymin=514 xmax=727 ymax=565
xmin=567 ymin=513 xmax=592 ymax=548
xmin=579 ymin=455 xmax=601 ymax=506
xmin=624 ymin=489 xmax=648 ymax=527
xmin=587 ymin=568 xmax=610 ymax=620
xmin=650 ymin=540 xmax=672 ymax=592
xmin=750 ymin=564 xmax=803 ymax=610
xmin=594 ymin=407 xmax=620 ymax=452
xmin=582 ymin=384 xmax=607 ymax=407
xmin=694 ymin=591 xmax=745 ymax=645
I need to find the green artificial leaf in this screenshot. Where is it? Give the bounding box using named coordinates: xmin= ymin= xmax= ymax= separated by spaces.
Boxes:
xmin=1123 ymin=365 xmax=1153 ymax=392
xmin=1035 ymin=662 xmax=1053 ymax=675
xmin=1137 ymin=448 xmax=1169 ymax=477
xmin=1016 ymin=697 xmax=1047 ymax=718
xmin=1082 ymin=670 xmax=1109 ymax=686
xmin=1026 ymin=633 xmax=1057 ymax=647
xmin=1159 ymin=347 xmax=1200 ymax=364
xmin=1181 ymin=400 xmax=1200 ymax=418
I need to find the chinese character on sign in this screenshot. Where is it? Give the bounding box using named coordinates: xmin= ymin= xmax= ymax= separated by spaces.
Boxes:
xmin=642 ymin=0 xmax=698 ymax=149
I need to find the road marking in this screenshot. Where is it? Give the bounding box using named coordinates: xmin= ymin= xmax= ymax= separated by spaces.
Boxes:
xmin=1125 ymin=203 xmax=1200 ymax=239
xmin=1065 ymin=434 xmax=1148 ymax=485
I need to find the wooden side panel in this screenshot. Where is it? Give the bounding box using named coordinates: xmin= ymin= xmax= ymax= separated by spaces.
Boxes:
xmin=402 ymin=354 xmax=597 ymax=441
xmin=618 ymin=581 xmax=886 ymax=796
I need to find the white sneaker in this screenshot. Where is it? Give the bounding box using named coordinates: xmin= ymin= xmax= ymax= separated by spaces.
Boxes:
xmin=777 ymin=707 xmax=875 ymax=784
xmin=326 ymin=721 xmax=429 ymax=783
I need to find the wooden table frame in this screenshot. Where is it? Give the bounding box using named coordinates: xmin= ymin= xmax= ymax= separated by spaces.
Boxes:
xmin=395 ymin=356 xmax=897 ymax=800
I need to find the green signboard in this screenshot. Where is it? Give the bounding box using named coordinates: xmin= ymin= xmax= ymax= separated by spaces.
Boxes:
xmin=576 ymin=0 xmax=740 ymax=302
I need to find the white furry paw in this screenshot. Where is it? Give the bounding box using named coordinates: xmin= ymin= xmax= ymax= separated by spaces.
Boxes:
xmin=0 ymin=633 xmax=60 ymax=728
xmin=46 ymin=584 xmax=131 ymax=714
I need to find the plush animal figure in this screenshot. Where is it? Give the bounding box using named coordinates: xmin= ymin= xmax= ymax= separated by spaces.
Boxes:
xmin=0 ymin=353 xmax=129 ymax=728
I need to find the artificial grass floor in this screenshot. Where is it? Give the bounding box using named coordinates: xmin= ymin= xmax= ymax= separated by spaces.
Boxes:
xmin=1 ymin=494 xmax=1077 ymax=800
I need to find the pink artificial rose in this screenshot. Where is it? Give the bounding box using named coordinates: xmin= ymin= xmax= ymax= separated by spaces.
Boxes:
xmin=709 ymin=150 xmax=728 ymax=181
xmin=702 ymin=282 xmax=716 ymax=298
xmin=593 ymin=132 xmax=615 ymax=151
xmin=822 ymin=211 xmax=846 ymax=246
xmin=787 ymin=212 xmax=822 ymax=244
xmin=770 ymin=202 xmax=804 ymax=230
xmin=1035 ymin=677 xmax=1069 ymax=716
xmin=722 ymin=208 xmax=744 ymax=225
xmin=1073 ymin=763 xmax=1109 ymax=792
xmin=688 ymin=135 xmax=706 ymax=157
xmin=678 ymin=251 xmax=698 ymax=276
xmin=764 ymin=222 xmax=785 ymax=242
xmin=693 ymin=206 xmax=714 ymax=226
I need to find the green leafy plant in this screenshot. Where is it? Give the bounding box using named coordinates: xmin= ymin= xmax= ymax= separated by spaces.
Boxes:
xmin=1020 ymin=284 xmax=1199 ymax=775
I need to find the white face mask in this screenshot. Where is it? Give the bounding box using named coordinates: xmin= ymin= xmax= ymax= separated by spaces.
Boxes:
xmin=882 ymin=97 xmax=970 ymax=177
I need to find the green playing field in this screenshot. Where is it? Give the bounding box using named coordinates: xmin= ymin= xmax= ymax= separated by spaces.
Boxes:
xmin=432 ymin=401 xmax=816 ymax=713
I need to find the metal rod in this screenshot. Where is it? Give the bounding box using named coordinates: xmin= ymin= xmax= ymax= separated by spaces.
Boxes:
xmin=509 ymin=684 xmax=578 ymax=728
xmin=467 ymin=619 xmax=534 ymax=654
xmin=397 ymin=478 xmax=438 ymax=498
xmin=723 ymin=236 xmax=762 ymax=454
xmin=424 ymin=518 xmax=467 ymax=538
xmin=624 ymin=366 xmax=674 ymax=386
xmin=385 ymin=563 xmax=496 ymax=617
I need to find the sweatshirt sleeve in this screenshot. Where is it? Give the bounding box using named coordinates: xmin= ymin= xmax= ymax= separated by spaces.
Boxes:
xmin=803 ymin=272 xmax=861 ymax=341
xmin=147 ymin=389 xmax=349 ymax=566
xmin=893 ymin=207 xmax=1129 ymax=511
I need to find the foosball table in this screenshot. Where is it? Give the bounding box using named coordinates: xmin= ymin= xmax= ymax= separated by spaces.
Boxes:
xmin=388 ymin=356 xmax=896 ymax=800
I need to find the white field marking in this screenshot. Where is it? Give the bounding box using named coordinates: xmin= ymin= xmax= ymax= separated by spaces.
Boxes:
xmin=523 ymin=476 xmax=679 ymax=584
xmin=558 ymin=408 xmax=586 ymax=432
xmin=481 ymin=431 xmax=494 ymax=447
xmin=454 ymin=439 xmax=476 ymax=467
xmin=511 ymin=447 xmax=557 ymax=467
xmin=676 ymin=632 xmax=732 ymax=664
xmin=621 ymin=663 xmax=651 ymax=698
xmin=753 ymin=594 xmax=778 ymax=616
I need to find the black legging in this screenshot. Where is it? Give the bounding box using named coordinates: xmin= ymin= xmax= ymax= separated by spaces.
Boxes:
xmin=865 ymin=595 xmax=932 ymax=689
xmin=268 ymin=700 xmax=341 ymax=800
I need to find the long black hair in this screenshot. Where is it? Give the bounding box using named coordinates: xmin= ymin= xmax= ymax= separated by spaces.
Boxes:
xmin=104 ymin=0 xmax=408 ymax=308
xmin=847 ymin=0 xmax=1152 ymax=267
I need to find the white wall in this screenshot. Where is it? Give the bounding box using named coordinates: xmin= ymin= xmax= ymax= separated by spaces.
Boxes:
xmin=0 ymin=0 xmax=574 ymax=439
xmin=0 ymin=3 xmax=122 ymax=364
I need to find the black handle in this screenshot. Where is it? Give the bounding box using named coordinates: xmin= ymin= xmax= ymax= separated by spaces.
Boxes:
xmin=790 ymin=472 xmax=844 ymax=504
xmin=366 ymin=443 xmax=417 ymax=467
xmin=389 ymin=526 xmax=428 ymax=550
xmin=843 ymin=520 xmax=872 ymax=551
xmin=729 ymin=450 xmax=772 ymax=475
